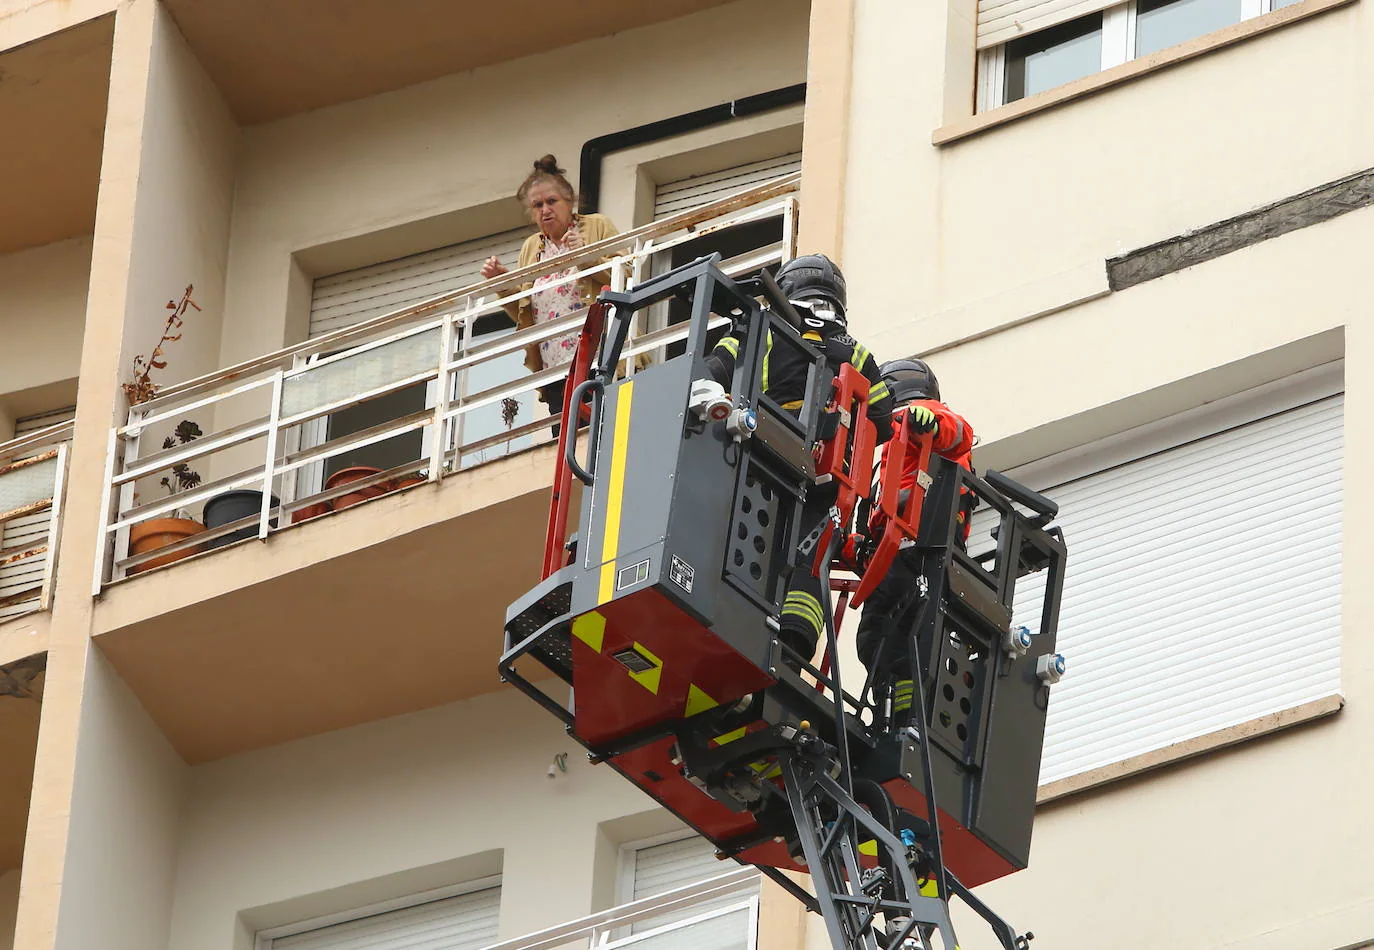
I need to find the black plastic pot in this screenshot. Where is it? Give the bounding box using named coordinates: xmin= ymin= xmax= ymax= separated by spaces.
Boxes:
xmin=202 ymin=490 xmax=280 ymax=549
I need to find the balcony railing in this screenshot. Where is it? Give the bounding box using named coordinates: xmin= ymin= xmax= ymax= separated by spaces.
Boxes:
xmin=94 ymin=174 xmax=800 ymax=588
xmin=481 ymin=868 xmax=760 ymax=950
xmin=1 ymin=420 xmax=73 ymax=621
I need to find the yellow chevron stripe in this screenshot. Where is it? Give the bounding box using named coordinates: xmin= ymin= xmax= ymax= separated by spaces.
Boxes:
xmin=571 ymin=612 xmax=606 ymax=653
xmin=686 ymin=684 xmax=719 ymax=717
xmin=712 ymin=726 xmax=748 ymax=746
xmin=598 ymin=380 xmax=636 ymax=603
xmin=627 ymin=641 xmax=662 ymax=694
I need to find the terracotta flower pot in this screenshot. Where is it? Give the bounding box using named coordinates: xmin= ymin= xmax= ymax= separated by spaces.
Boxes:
xmin=127 ymin=517 xmax=205 ymax=573
xmin=389 ymin=473 xmax=427 ymax=491
xmin=290 ymin=501 xmax=332 ymax=524
xmin=325 ymin=466 xmax=387 ymax=511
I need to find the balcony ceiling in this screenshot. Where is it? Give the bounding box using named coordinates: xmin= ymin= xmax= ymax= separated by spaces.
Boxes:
xmin=0 ymin=17 xmax=111 ymax=255
xmin=162 ymin=0 xmax=738 ymax=125
xmin=95 ymin=458 xmax=561 ymax=763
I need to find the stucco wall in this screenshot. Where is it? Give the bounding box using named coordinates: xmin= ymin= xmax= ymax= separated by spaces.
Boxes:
xmin=166 ymin=688 xmax=663 ymax=950
xmin=51 ymin=646 xmax=186 ymax=950
xmin=218 ymin=0 xmax=809 ymax=365
xmin=0 ymin=238 xmax=92 ymax=408
xmin=808 ymin=2 xmax=1374 ymax=945
xmin=842 ymin=0 xmax=1364 ymax=364
xmin=0 ymin=868 xmax=17 ymax=950
xmin=118 ymin=0 xmax=237 ymax=396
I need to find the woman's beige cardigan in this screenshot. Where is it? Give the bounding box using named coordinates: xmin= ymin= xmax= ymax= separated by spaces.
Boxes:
xmin=504 ymin=213 xmax=620 ymax=373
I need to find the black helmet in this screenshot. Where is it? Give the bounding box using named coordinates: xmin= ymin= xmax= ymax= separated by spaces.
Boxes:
xmin=777 ymin=253 xmax=847 ymax=318
xmin=881 ymin=359 xmax=941 ymax=403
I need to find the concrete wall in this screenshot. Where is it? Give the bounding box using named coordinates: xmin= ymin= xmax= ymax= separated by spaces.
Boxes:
xmin=166 ymin=688 xmax=662 ymax=950
xmin=0 ymin=238 xmax=92 ymax=427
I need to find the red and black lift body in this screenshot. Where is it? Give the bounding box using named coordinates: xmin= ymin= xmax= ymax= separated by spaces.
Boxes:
xmin=500 ymin=257 xmax=1067 ymax=947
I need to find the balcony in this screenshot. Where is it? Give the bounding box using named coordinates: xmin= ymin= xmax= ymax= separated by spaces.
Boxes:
xmin=90 ymin=177 xmax=799 ymax=762
xmin=0 ymin=422 xmax=72 ymax=632
xmin=480 ymin=868 xmax=761 ymax=950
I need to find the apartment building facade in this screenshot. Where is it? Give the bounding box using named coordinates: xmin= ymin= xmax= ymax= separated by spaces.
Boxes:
xmin=0 ymin=0 xmax=1365 ymax=948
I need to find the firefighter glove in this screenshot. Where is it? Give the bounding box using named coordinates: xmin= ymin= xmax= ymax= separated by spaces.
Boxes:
xmin=908 ymin=406 xmax=938 ymax=434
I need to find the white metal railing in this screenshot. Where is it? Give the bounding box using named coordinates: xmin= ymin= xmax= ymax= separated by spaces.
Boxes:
xmin=0 ymin=420 xmax=73 ymax=620
xmin=94 ymin=174 xmax=800 ymax=587
xmin=478 ymin=868 xmax=760 ymax=950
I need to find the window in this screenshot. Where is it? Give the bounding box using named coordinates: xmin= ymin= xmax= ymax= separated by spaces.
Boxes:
xmin=0 ymin=407 xmax=73 ymax=621
xmin=619 ymin=834 xmax=760 ymax=950
xmin=648 ymin=152 xmax=802 ymax=360
xmin=297 ymin=227 xmax=535 ymax=497
xmin=978 ymin=0 xmax=1292 ymax=110
xmin=978 ymin=365 xmax=1342 ymax=790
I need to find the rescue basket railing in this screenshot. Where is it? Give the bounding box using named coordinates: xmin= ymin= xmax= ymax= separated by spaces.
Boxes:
xmin=0 ymin=420 xmax=73 ymax=621
xmin=94 ymin=175 xmax=800 ymax=589
xmin=477 ymin=868 xmax=760 ymax=950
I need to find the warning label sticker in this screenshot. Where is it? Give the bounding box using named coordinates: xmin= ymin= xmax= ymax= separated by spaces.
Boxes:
xmin=669 ymin=555 xmax=695 ymax=594
xmin=617 ymin=558 xmax=651 ymax=591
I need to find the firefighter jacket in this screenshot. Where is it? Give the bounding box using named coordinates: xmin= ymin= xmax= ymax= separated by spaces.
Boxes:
xmin=884 ymin=397 xmax=975 ymax=539
xmin=896 ymin=398 xmax=974 ymax=488
xmin=705 ymin=321 xmax=895 ymax=443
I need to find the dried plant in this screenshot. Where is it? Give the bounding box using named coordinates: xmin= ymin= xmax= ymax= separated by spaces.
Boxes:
xmin=122 ymin=285 xmax=201 ymax=406
xmin=159 ymin=420 xmax=203 ymax=496
xmin=501 ymin=396 xmax=520 ymax=430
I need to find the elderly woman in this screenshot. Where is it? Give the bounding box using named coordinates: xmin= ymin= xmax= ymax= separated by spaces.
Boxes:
xmin=480 ymin=155 xmax=621 ymax=423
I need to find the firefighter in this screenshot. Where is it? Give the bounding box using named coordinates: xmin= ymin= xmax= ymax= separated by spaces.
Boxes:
xmin=705 ymin=254 xmax=894 ymax=669
xmin=856 ymin=358 xmax=975 ymax=728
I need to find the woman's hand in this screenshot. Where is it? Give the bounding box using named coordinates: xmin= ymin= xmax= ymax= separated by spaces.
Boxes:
xmin=480 ymin=256 xmax=508 ymax=279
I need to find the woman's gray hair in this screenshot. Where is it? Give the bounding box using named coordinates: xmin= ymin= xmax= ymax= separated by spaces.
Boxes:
xmin=517 ymin=154 xmax=576 ymax=207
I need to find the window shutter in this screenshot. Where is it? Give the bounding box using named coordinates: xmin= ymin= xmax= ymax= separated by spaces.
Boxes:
xmin=268 ymin=886 xmax=500 ymax=950
xmin=997 ymin=393 xmax=1343 ymax=786
xmin=654 ymin=152 xmax=802 ymax=220
xmin=628 ymin=836 xmax=758 ymax=950
xmin=977 ymin=0 xmax=1117 ymax=48
xmin=309 ymin=228 xmax=529 ymax=339
xmin=0 ymin=408 xmax=74 ymax=621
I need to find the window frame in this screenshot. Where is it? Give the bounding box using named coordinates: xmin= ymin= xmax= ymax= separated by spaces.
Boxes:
xmin=978 ymin=0 xmax=1287 ymax=111
xmin=253 ymin=874 xmax=501 ymax=949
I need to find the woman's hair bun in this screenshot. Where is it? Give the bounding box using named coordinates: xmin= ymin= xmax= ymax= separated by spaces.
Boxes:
xmin=533 ymin=154 xmax=564 ymax=175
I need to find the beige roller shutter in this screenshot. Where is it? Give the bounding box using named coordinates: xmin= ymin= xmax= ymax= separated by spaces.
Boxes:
xmin=266 ymin=885 xmax=500 ymax=950
xmin=977 ymin=0 xmax=1116 ymax=48
xmin=627 ymin=836 xmax=759 ymax=950
xmin=983 ymin=374 xmax=1343 ymax=787
xmin=0 ymin=407 xmax=74 ymax=621
xmin=654 ymin=152 xmax=802 ymax=220
xmin=309 ymin=228 xmax=529 ymax=338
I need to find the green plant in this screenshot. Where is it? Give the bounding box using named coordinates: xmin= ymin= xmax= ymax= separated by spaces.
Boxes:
xmin=159 ymin=420 xmax=203 ymax=496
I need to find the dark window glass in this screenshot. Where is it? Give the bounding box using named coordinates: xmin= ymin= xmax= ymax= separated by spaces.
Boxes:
xmin=1004 ymin=13 xmax=1104 ymax=103
xmin=1136 ymin=0 xmax=1243 ymax=57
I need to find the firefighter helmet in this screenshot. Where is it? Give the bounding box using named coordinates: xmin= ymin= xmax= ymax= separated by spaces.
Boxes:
xmin=881 ymin=359 xmax=941 ymax=404
xmin=777 ymin=254 xmax=848 ymax=319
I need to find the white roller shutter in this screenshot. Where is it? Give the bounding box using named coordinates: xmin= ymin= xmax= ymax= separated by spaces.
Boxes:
xmin=999 ymin=387 xmax=1342 ymax=786
xmin=0 ymin=408 xmax=74 ymax=621
xmin=977 ymin=0 xmax=1116 ymax=49
xmin=654 ymin=152 xmax=802 ymax=220
xmin=627 ymin=836 xmax=758 ymax=950
xmin=310 ymin=228 xmax=529 ymax=338
xmin=266 ymin=885 xmax=500 ymax=950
